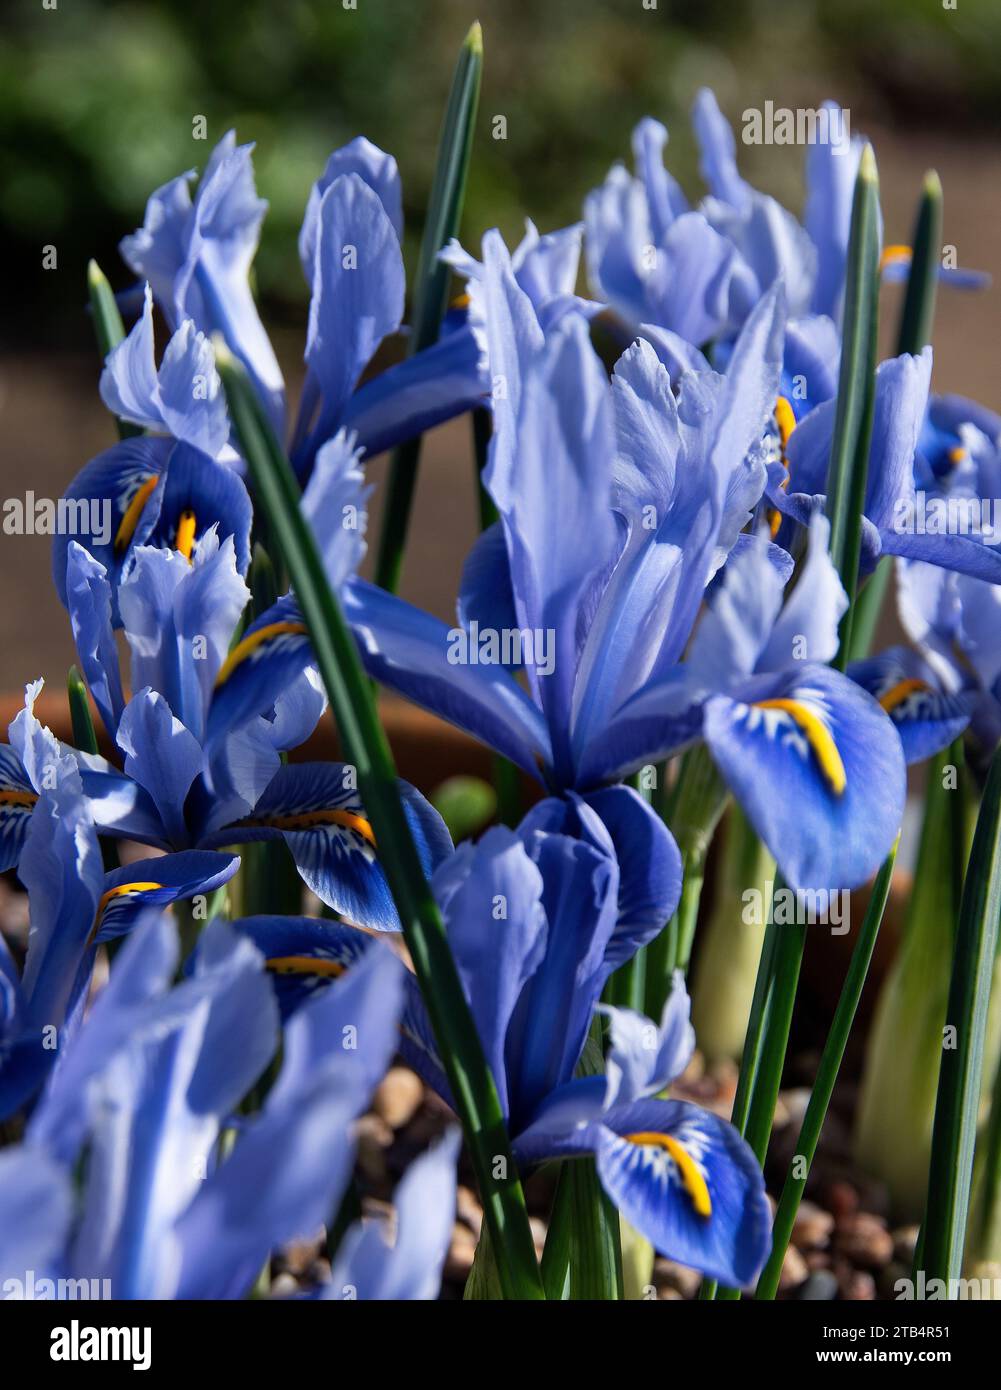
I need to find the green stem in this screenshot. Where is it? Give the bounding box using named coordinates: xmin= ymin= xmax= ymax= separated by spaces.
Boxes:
xmin=920 ymin=743 xmax=1001 ymax=1286
xmin=755 ymin=841 xmax=898 ymax=1299
xmin=215 ymin=342 xmax=543 ymax=1300
xmin=374 ymin=23 xmax=483 ymax=594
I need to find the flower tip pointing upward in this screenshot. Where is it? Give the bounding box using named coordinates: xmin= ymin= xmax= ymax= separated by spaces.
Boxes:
xmin=859 ymin=142 xmax=878 ymax=185
xmin=211 ymin=333 xmax=236 ymax=371
xmin=465 ymin=20 xmax=483 ymax=55
xmin=923 ymin=168 xmax=943 ymax=200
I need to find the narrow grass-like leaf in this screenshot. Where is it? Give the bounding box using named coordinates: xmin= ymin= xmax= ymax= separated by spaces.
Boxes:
xmin=87 ymin=259 xmax=142 ymax=440
xmin=825 ymin=145 xmax=880 ymax=668
xmin=215 ymin=341 xmax=544 ymax=1300
xmin=755 ymin=840 xmax=898 ymax=1299
xmin=67 ymin=664 xmax=100 ymax=756
xmin=846 ymin=169 xmax=942 ymax=665
xmin=920 ymin=743 xmax=1001 ymax=1286
xmin=374 ymin=23 xmax=483 ymax=593
xmin=896 ymin=171 xmax=943 ymax=359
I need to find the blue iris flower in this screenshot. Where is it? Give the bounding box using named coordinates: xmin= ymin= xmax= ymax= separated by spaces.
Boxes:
xmin=251 ymin=244 xmax=904 ymax=893
xmin=766 ymin=349 xmax=1001 ymax=584
xmin=49 ymin=435 xmax=452 ymax=932
xmin=0 ymin=685 xmax=239 ymax=1121
xmin=0 ymin=909 xmax=459 ymax=1300
xmin=236 ymin=817 xmax=768 ymax=1289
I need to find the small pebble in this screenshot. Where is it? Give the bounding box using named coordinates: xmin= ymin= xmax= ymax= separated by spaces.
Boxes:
xmin=825 ymin=1179 xmax=860 ymax=1221
xmin=778 ymin=1244 xmax=809 ymax=1292
xmin=796 ymin=1269 xmax=839 ymax=1301
xmin=653 ymin=1258 xmax=702 ymax=1299
xmin=834 ymin=1212 xmax=894 ymax=1269
xmin=791 ymin=1200 xmax=835 ymax=1251
xmin=372 ymin=1066 xmax=424 ymax=1129
xmin=354 ymin=1113 xmax=393 ymax=1183
xmin=841 ymin=1270 xmax=877 ymax=1300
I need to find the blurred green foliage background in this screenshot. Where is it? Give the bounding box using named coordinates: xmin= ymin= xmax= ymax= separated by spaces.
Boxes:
xmin=3 ymin=0 xmax=1000 ymax=344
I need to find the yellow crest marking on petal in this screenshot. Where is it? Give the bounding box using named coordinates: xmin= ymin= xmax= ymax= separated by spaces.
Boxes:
xmin=879 ymin=243 xmax=912 ymax=273
xmin=175 ymin=509 xmax=197 ymax=562
xmin=114 ymin=474 xmax=161 ymax=553
xmin=753 ymin=697 xmax=847 ymax=796
xmin=768 ymin=397 xmax=796 ymax=538
xmin=774 ymin=396 xmax=796 ymax=453
xmin=214 ymin=621 xmax=309 ymax=687
xmin=265 ymin=955 xmax=347 ymax=979
xmin=236 ymin=807 xmax=376 ymax=848
xmin=947 ymin=446 xmax=967 ymax=468
xmin=89 ymin=881 xmax=164 ymax=945
xmin=624 ymin=1132 xmax=712 ymax=1218
xmin=0 ymin=790 xmax=38 ymax=809
xmin=878 ymin=677 xmax=930 ymax=715
xmin=450 ymin=292 xmax=471 ymax=311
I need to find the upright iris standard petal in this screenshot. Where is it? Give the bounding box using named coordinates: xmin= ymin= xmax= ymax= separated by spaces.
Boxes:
xmin=300 ymin=430 xmax=370 ymax=589
xmin=703 ymin=664 xmax=906 ymax=890
xmin=304 ymin=173 xmax=405 ymax=449
xmin=120 ymin=131 xmax=285 ymax=431
xmin=64 ymin=543 xmax=126 ymax=738
xmin=431 ymin=828 xmax=548 ymax=1115
xmin=593 ymin=1098 xmax=772 ymax=1288
xmin=115 ymin=690 xmax=204 ymax=847
xmin=299 ymin=136 xmax=403 ymax=283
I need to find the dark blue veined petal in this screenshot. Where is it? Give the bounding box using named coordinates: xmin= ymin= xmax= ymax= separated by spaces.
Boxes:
xmin=64 ymin=543 xmax=126 ymax=739
xmin=207 ymin=762 xmax=452 ymax=932
xmin=141 ymin=443 xmax=253 ymax=575
xmin=398 ymin=971 xmax=455 ymax=1110
xmin=575 ymin=666 xmax=704 ymax=788
xmin=704 ymin=663 xmax=906 ymax=891
xmin=594 ymin=1097 xmax=772 ymax=1288
xmin=92 ymin=850 xmax=240 ymax=943
xmin=848 ymin=647 xmax=974 ymax=764
xmin=227 ymin=914 xmax=373 ymax=1022
xmin=205 ymin=594 xmax=313 ymax=747
xmin=304 ymin=173 xmax=405 ymax=446
xmin=52 ymin=436 xmax=172 ymax=610
xmin=343 ymin=578 xmax=552 ymax=779
xmin=0 ymin=744 xmax=38 ymax=873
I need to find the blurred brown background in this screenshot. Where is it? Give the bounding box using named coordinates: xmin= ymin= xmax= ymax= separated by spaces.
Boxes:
xmin=2 ymin=0 xmax=1000 ymax=694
